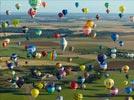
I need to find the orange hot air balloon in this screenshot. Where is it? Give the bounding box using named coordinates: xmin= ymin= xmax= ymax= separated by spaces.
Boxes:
xmin=85 ymin=20 xmax=94 ymax=28
xmin=83 ymin=26 xmax=92 ymax=36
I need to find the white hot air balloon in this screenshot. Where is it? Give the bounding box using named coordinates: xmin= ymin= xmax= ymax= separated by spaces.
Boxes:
xmin=60 ymin=37 xmax=68 ymax=51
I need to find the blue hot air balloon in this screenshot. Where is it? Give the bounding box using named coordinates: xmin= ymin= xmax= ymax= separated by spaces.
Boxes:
xmin=119 ymin=40 xmax=124 ymax=46
xmin=111 ymin=33 xmax=119 ymax=41
xmin=75 ymin=2 xmax=79 ymax=8
xmin=97 ymin=54 xmax=107 ymax=64
xmin=62 ymin=9 xmax=68 ymax=16
xmin=125 ymin=87 xmax=133 ymax=94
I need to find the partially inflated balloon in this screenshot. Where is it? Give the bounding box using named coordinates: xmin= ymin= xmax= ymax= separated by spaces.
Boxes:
xmin=104 ymin=78 xmax=114 ymax=89
xmin=6 ymin=10 xmax=10 ymax=15
xmin=12 ymin=19 xmax=20 ymax=27
xmin=60 ymin=37 xmax=68 ymax=51
xmin=28 ymin=8 xmax=37 ymax=18
xmin=35 ymin=29 xmax=42 ymax=36
xmin=82 ymin=8 xmax=89 ymax=14
xmin=58 ymin=13 xmax=64 ymax=18
xmin=119 ymin=5 xmax=126 ymax=13
xmin=31 ymin=88 xmax=39 ymax=98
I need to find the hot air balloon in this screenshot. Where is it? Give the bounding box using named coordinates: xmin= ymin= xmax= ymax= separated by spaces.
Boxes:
xmin=106 ymin=9 xmax=110 ymax=14
xmin=105 ymin=2 xmax=109 ymax=8
xmin=60 ymin=37 xmax=68 ymax=51
xmin=100 ymin=62 xmax=108 ymax=70
xmin=56 ymin=63 xmax=62 ymax=68
xmin=35 ymin=82 xmax=44 ymax=89
xmin=97 ymin=54 xmax=107 ymax=64
xmin=119 ymin=13 xmax=123 ymax=18
xmin=85 ymin=20 xmax=94 ymax=28
xmin=70 ymin=81 xmax=78 ymax=90
xmin=119 ymin=40 xmax=124 ymax=46
xmin=31 ymin=88 xmax=39 ymax=98
xmin=122 ymin=65 xmax=129 ymax=73
xmin=15 ymin=3 xmax=21 ymax=10
xmin=22 ymin=26 xmax=29 ymax=33
xmin=96 ymin=14 xmax=100 ymax=20
xmin=74 ymin=93 xmax=83 ymax=100
xmin=82 ymin=8 xmax=89 ymax=14
xmin=6 ymin=10 xmax=10 ymax=15
xmin=12 ymin=19 xmax=20 ymax=27
xmin=35 ymin=52 xmax=42 ymax=58
xmin=129 ymin=16 xmax=134 ymax=22
xmin=56 ymin=85 xmax=62 ymax=92
xmin=35 ymin=29 xmax=42 ymax=36
xmin=75 ymin=2 xmax=79 ymax=8
xmin=119 ymin=5 xmax=126 ymax=13
xmin=125 ymin=87 xmax=133 ymax=94
xmin=62 ymin=9 xmax=68 ymax=16
xmin=53 ymin=33 xmax=61 ymax=38
xmin=56 ymin=96 xmax=64 ymax=100
xmin=110 ymin=87 xmax=118 ymax=96
xmin=42 ymin=2 xmax=47 ymax=8
xmin=29 ymin=0 xmax=41 ymax=9
xmin=2 ymin=41 xmax=8 ymax=48
xmin=104 ymin=78 xmax=114 ymax=89
xmin=28 ymin=8 xmax=37 ymax=18
xmin=77 ymin=76 xmax=85 ymax=84
xmin=80 ymin=65 xmax=86 ymax=71
xmin=4 ymin=38 xmax=10 ymax=44
xmin=1 ymin=22 xmax=8 ymax=29
xmin=58 ymin=13 xmax=64 ymax=18
xmin=111 ymin=33 xmax=119 ymax=41
xmin=47 ymin=84 xmax=55 ymax=94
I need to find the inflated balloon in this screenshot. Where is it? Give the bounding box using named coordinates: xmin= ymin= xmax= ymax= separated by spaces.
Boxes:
xmin=35 ymin=29 xmax=42 ymax=36
xmin=47 ymin=85 xmax=55 ymax=94
xmin=105 ymin=2 xmax=109 ymax=8
xmin=122 ymin=65 xmax=129 ymax=73
xmin=90 ymin=31 xmax=97 ymax=38
xmin=7 ymin=62 xmax=14 ymax=70
xmin=29 ymin=0 xmax=41 ymax=9
xmin=97 ymin=54 xmax=107 ymax=64
xmin=27 ymin=45 xmax=37 ymax=54
xmin=10 ymin=53 xmax=18 ymax=61
xmin=70 ymin=81 xmax=78 ymax=90
xmin=60 ymin=37 xmax=68 ymax=51
xmin=100 ymin=62 xmax=107 ymax=70
xmin=75 ymin=2 xmax=79 ymax=8
xmin=119 ymin=5 xmax=126 ymax=13
xmin=56 ymin=96 xmax=64 ymax=100
xmin=74 ymin=93 xmax=83 ymax=100
xmin=35 ymin=52 xmax=42 ymax=58
xmin=58 ymin=13 xmax=64 ymax=18
xmin=2 ymin=41 xmax=8 ymax=48
xmin=12 ymin=19 xmax=20 ymax=27
xmin=96 ymin=14 xmax=100 ymax=20
xmin=4 ymin=38 xmax=10 ymax=44
xmin=77 ymin=76 xmax=85 ymax=84
xmin=56 ymin=85 xmax=62 ymax=92
xmin=125 ymin=87 xmax=133 ymax=94
xmin=111 ymin=54 xmax=116 ymax=59
xmin=42 ymin=2 xmax=47 ymax=8
xmin=6 ymin=10 xmax=10 ymax=15
xmin=1 ymin=22 xmax=8 ymax=28
xmin=123 ymin=81 xmax=128 ymax=86
xmin=31 ymin=88 xmax=39 ymax=98
xmin=106 ymin=9 xmax=110 ymax=14
xmin=22 ymin=26 xmax=29 ymax=33
xmin=129 ymin=16 xmax=134 ymax=22
xmin=83 ymin=26 xmax=92 ymax=36
xmin=119 ymin=13 xmax=123 ymax=18
xmin=16 ymin=77 xmax=24 ymax=88
xmin=85 ymin=20 xmax=94 ymax=28
xmin=119 ymin=40 xmax=124 ymax=46
xmin=104 ymin=78 xmax=114 ymax=89
xmin=110 ymin=87 xmax=118 ymax=96
xmin=41 ymin=51 xmax=47 ymax=57
xmin=126 ymin=97 xmax=133 ymax=100
xmin=62 ymin=9 xmax=68 ymax=16
xmin=111 ymin=33 xmax=119 ymax=41
xmin=82 ymin=8 xmax=89 ymax=14
xmin=15 ymin=3 xmax=21 ymax=10
xmin=56 ymin=63 xmax=62 ymax=68
xmin=28 ymin=8 xmax=37 ymax=18
xmin=80 ymin=65 xmax=86 ymax=71
xmin=111 ymin=48 xmax=117 ymax=53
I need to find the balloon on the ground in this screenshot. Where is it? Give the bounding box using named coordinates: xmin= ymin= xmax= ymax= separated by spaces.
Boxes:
xmin=31 ymin=88 xmax=39 ymax=98
xmin=104 ymin=78 xmax=114 ymax=89
xmin=60 ymin=37 xmax=68 ymax=51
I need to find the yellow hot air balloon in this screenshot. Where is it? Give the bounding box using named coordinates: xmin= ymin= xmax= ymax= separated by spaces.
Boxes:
xmin=123 ymin=81 xmax=128 ymax=86
xmin=35 ymin=53 xmax=42 ymax=59
xmin=122 ymin=65 xmax=129 ymax=73
xmin=119 ymin=5 xmax=126 ymax=13
xmin=85 ymin=20 xmax=94 ymax=28
xmin=12 ymin=19 xmax=20 ymax=27
xmin=82 ymin=8 xmax=89 ymax=14
xmin=36 ymin=82 xmax=44 ymax=89
xmin=80 ymin=65 xmax=86 ymax=71
xmin=31 ymin=88 xmax=39 ymax=98
xmin=104 ymin=78 xmax=114 ymax=89
xmin=127 ymin=97 xmax=133 ymax=100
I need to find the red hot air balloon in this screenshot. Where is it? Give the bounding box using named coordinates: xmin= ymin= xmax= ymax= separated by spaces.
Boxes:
xmin=28 ymin=8 xmax=37 ymax=18
xmin=53 ymin=33 xmax=61 ymax=38
xmin=42 ymin=2 xmax=47 ymax=8
xmin=70 ymin=81 xmax=78 ymax=90
xmin=83 ymin=26 xmax=92 ymax=36
xmin=58 ymin=13 xmax=64 ymax=18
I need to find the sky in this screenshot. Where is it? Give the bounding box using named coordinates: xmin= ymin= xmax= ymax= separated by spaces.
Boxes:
xmin=0 ymin=0 xmax=134 ymax=14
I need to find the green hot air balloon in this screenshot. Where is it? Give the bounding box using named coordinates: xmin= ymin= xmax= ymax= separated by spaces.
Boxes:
xmin=105 ymin=2 xmax=109 ymax=8
xmin=1 ymin=22 xmax=8 ymax=29
xmin=12 ymin=19 xmax=20 ymax=27
xmin=29 ymin=0 xmax=41 ymax=9
xmin=35 ymin=29 xmax=42 ymax=36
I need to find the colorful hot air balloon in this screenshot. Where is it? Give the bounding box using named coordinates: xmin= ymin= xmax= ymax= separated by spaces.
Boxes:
xmin=85 ymin=20 xmax=94 ymax=28
xmin=122 ymin=65 xmax=129 ymax=73
xmin=60 ymin=37 xmax=68 ymax=51
xmin=58 ymin=13 xmax=64 ymax=18
xmin=62 ymin=9 xmax=68 ymax=16
xmin=70 ymin=81 xmax=78 ymax=90
xmin=125 ymin=87 xmax=133 ymax=94
xmin=48 ymin=50 xmax=57 ymax=61
xmin=83 ymin=26 xmax=92 ymax=36
xmin=12 ymin=19 xmax=20 ymax=27
xmin=110 ymin=87 xmax=118 ymax=96
xmin=29 ymin=0 xmax=41 ymax=9
xmin=28 ymin=8 xmax=37 ymax=18
xmin=47 ymin=84 xmax=55 ymax=94
xmin=15 ymin=3 xmax=21 ymax=10
xmin=75 ymin=2 xmax=79 ymax=8
xmin=82 ymin=8 xmax=89 ymax=14
xmin=31 ymin=88 xmax=39 ymax=98
xmin=104 ymin=78 xmax=114 ymax=89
